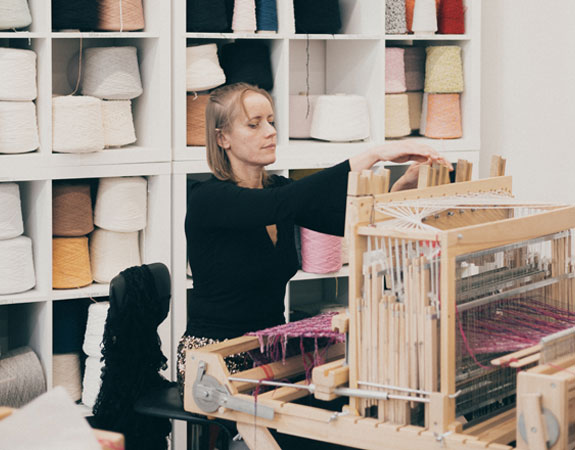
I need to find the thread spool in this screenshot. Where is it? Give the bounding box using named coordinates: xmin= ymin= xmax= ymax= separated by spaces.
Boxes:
xmin=52 ymin=0 xmax=99 ymax=31
xmin=52 ymin=182 xmax=94 ymax=237
xmin=0 ymin=0 xmax=32 ymax=30
xmin=186 ymin=94 xmax=209 ymax=146
xmin=0 ymin=347 xmax=46 ymax=408
xmin=407 ymin=91 xmax=423 ymax=130
xmin=82 ymin=355 xmax=104 ymax=408
xmin=89 ymin=228 xmax=141 ymax=283
xmin=386 ymin=0 xmax=407 ymax=34
xmin=284 ymin=0 xmax=295 ymax=34
xmin=412 ymin=0 xmax=437 ymax=35
xmin=78 ymin=46 xmax=143 ymax=100
xmin=0 ymin=183 xmax=24 ymax=240
xmin=289 ymin=94 xmax=318 ymax=139
xmin=255 ymin=0 xmax=278 ymax=33
xmin=385 ymin=94 xmax=411 ymax=138
xmin=232 ymin=0 xmax=256 ymax=33
xmin=438 ymin=0 xmax=465 ymax=34
xmin=52 ymin=237 xmax=93 ymax=289
xmin=423 ymin=93 xmax=462 ymax=139
xmin=52 ymin=353 xmax=82 ymax=402
xmin=102 ymin=100 xmax=137 ymax=147
xmin=300 ymin=227 xmax=342 ymax=274
xmin=424 ymin=45 xmax=464 ymax=93
xmin=310 ymin=95 xmax=370 ymax=142
xmin=405 ymin=0 xmax=415 ymax=32
xmin=0 ymin=236 xmax=35 ymax=294
xmin=0 ymin=101 xmax=39 ymax=154
xmin=293 ymin=0 xmax=341 ymax=34
xmin=52 ymin=95 xmax=105 ymax=153
xmin=404 ymin=46 xmax=426 ymax=91
xmin=220 ymin=41 xmax=274 ymax=91
xmin=385 ymin=47 xmax=406 ymax=94
xmin=97 ymin=0 xmax=145 ymax=31
xmin=53 ymin=299 xmax=89 ymax=354
xmin=94 ymin=176 xmax=147 ymax=232
xmin=0 ymin=48 xmax=36 ymax=101
xmin=187 ymin=0 xmax=229 ymax=32
xmin=186 ymin=44 xmax=226 ymax=92
xmin=83 ymin=301 xmax=109 ymax=357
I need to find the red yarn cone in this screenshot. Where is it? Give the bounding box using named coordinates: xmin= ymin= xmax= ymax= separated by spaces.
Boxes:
xmin=438 ymin=0 xmax=465 ymax=34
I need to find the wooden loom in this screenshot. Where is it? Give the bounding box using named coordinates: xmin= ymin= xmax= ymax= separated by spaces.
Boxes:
xmin=184 ymin=158 xmax=575 ymax=449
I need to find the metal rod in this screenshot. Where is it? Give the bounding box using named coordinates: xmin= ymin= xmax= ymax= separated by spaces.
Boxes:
xmin=228 ymin=377 xmax=313 ymax=391
xmin=358 ymin=380 xmax=430 ymax=396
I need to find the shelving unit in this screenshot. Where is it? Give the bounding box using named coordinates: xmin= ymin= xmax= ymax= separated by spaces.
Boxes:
xmin=1 ymin=1 xmax=480 ymax=449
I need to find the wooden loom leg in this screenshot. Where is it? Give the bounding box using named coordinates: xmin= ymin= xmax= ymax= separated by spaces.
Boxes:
xmin=237 ymin=423 xmax=281 ymax=450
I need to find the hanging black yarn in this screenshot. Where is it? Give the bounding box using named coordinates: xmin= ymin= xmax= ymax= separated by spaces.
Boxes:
xmin=186 ymin=0 xmax=229 ymax=32
xmin=91 ymin=265 xmax=173 ymax=450
xmin=52 ymin=0 xmax=99 ymax=31
xmin=294 ymin=0 xmax=342 ymax=34
xmin=220 ymin=41 xmax=274 ymax=91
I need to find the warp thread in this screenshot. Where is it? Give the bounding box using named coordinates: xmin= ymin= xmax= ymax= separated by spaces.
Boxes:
xmin=0 ymin=346 xmax=46 ymax=408
xmin=52 ymin=95 xmax=105 ymax=153
xmin=0 ymin=48 xmax=36 ymax=101
xmin=0 ymin=101 xmax=39 ymax=154
xmin=300 ymin=227 xmax=342 ymax=274
xmin=424 ymin=45 xmax=464 ymax=93
xmin=310 ymin=95 xmax=370 ymax=142
xmin=0 ymin=182 xmax=24 ymax=240
xmin=52 ymin=0 xmax=99 ymax=31
xmin=385 ymin=93 xmax=411 ymax=138
xmin=232 ymin=0 xmax=256 ymax=33
xmin=52 ymin=237 xmax=93 ymax=289
xmin=0 ymin=0 xmax=32 ymax=30
xmin=92 ymin=265 xmax=173 ymax=450
xmin=220 ymin=40 xmax=274 ymax=91
xmin=255 ymin=0 xmax=278 ymax=33
xmin=94 ymin=176 xmax=148 ymax=232
xmin=293 ymin=0 xmax=341 ymax=34
xmin=102 ymin=100 xmax=137 ymax=148
xmin=97 ymin=0 xmax=145 ymax=31
xmin=186 ymin=44 xmax=226 ymax=92
xmin=386 ymin=0 xmax=407 ymax=34
xmin=0 ymin=236 xmax=36 ymax=294
xmin=385 ymin=47 xmax=407 ymax=94
xmin=186 ymin=0 xmax=229 ymax=32
xmin=186 ymin=93 xmax=209 ymax=146
xmin=52 ymin=182 xmax=94 ymax=237
xmin=53 ymin=353 xmax=83 ymax=402
xmin=90 ymin=228 xmax=142 ymax=284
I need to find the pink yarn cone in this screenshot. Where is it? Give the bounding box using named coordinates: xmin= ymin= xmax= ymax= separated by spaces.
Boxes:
xmin=300 ymin=227 xmax=342 ymax=274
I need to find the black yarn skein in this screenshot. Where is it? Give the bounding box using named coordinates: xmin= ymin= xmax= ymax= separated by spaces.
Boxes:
xmin=220 ymin=40 xmax=274 ymax=91
xmin=186 ymin=0 xmax=229 ymax=32
xmin=52 ymin=0 xmax=99 ymax=32
xmin=294 ymin=0 xmax=342 ymax=34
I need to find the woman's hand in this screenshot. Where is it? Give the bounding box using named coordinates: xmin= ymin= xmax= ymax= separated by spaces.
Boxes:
xmin=390 ymin=161 xmax=426 ymax=192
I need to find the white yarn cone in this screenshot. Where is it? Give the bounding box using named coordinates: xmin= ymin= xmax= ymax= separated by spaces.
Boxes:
xmin=232 ymin=0 xmax=257 ymax=32
xmin=80 ymin=47 xmax=143 ymax=100
xmin=89 ymin=228 xmax=141 ymax=283
xmin=94 ymin=176 xmax=148 ymax=232
xmin=0 ymin=0 xmax=32 ymax=30
xmin=0 ymin=48 xmax=37 ymax=101
xmin=102 ymin=100 xmax=137 ymax=147
xmin=289 ymin=94 xmax=318 ymax=139
xmin=0 ymin=101 xmax=38 ymax=154
xmin=310 ymin=95 xmax=370 ymax=142
xmin=83 ymin=301 xmax=110 ymax=357
xmin=186 ymin=44 xmax=226 ymax=92
xmin=82 ymin=355 xmax=104 ymax=408
xmin=412 ymin=0 xmax=437 ymax=35
xmin=53 ymin=353 xmax=83 ymax=402
xmin=0 ymin=236 xmax=36 ymax=295
xmin=0 ymin=183 xmax=24 ymax=240
xmin=52 ymin=96 xmax=105 ymax=153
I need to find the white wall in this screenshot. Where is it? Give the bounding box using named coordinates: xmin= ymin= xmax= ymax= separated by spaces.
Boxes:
xmin=481 ymin=0 xmax=575 ymax=202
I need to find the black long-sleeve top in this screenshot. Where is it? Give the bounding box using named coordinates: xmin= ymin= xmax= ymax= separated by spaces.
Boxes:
xmin=185 ymin=160 xmax=351 ymax=339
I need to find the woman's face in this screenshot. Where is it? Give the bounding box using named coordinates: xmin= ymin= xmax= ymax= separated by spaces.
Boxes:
xmin=218 ymin=91 xmax=277 ymax=171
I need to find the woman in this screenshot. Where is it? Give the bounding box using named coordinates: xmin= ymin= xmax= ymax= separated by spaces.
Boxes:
xmin=177 ymin=82 xmax=452 ymax=389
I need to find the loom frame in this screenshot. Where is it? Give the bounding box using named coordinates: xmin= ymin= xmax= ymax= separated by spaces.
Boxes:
xmin=183 ymin=172 xmax=575 ymax=449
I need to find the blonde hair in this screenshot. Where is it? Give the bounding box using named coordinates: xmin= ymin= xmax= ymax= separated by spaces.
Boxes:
xmin=205 ymin=82 xmax=274 ymax=184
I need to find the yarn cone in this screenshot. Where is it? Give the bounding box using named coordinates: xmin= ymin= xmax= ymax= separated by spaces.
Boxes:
xmin=438 ymin=0 xmax=465 ymax=34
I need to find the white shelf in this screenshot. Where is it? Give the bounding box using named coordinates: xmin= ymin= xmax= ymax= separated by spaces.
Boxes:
xmin=52 ymin=284 xmax=110 ymax=301
xmin=0 ymin=290 xmax=48 ymax=306
xmin=51 ymin=32 xmax=160 ymax=39
xmin=385 ymin=34 xmax=471 ymax=41
xmin=291 ymin=266 xmax=350 ymax=282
